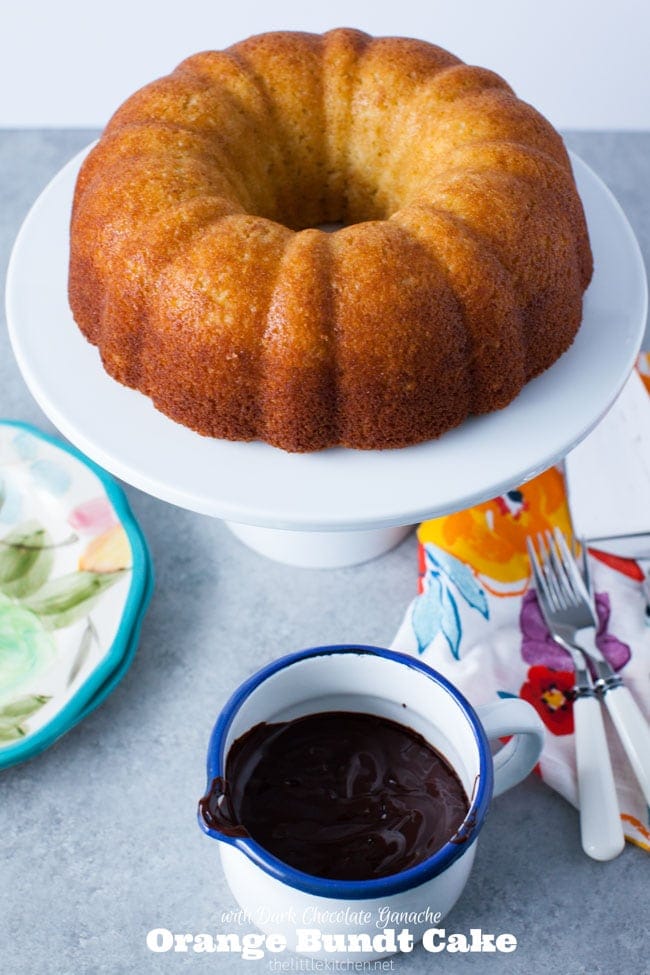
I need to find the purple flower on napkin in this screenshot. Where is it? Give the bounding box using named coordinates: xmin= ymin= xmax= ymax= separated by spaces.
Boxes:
xmin=520 ymin=590 xmax=631 ymax=671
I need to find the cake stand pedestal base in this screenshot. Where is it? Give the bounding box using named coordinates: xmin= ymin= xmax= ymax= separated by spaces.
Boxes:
xmin=225 ymin=522 xmax=413 ymax=568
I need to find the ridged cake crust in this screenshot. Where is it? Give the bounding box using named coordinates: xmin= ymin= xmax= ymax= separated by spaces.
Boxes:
xmin=69 ymin=29 xmax=593 ymax=452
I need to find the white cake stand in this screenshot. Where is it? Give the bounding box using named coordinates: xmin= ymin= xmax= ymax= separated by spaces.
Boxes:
xmin=5 ymin=148 xmax=647 ymax=567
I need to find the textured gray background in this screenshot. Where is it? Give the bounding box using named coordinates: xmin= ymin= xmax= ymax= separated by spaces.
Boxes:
xmin=0 ymin=131 xmax=648 ymax=975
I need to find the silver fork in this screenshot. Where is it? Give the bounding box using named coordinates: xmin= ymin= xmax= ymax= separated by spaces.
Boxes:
xmin=574 ymin=534 xmax=650 ymax=807
xmin=527 ymin=530 xmax=625 ymax=860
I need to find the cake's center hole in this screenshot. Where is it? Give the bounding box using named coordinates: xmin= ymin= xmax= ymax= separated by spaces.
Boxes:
xmin=315 ymin=222 xmax=345 ymax=233
xmin=260 ymin=168 xmax=394 ymax=231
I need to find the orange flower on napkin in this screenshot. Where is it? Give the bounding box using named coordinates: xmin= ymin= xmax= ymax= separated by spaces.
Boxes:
xmin=418 ymin=467 xmax=572 ymax=596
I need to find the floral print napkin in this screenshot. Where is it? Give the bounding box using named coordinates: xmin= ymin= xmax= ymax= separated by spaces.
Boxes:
xmin=392 ymin=354 xmax=650 ymax=852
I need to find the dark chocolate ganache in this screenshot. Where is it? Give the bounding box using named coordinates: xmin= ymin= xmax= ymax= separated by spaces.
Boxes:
xmin=199 ymin=711 xmax=469 ymax=880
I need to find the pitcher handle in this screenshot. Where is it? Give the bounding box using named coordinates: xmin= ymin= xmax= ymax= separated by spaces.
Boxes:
xmin=477 ymin=698 xmax=545 ymax=797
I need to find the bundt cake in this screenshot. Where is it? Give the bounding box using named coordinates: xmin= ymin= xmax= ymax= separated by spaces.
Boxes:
xmin=68 ymin=28 xmax=593 ymax=452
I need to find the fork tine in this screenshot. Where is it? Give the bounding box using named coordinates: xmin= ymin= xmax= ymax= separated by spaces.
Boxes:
xmin=526 ymin=536 xmax=552 ymax=608
xmin=551 ymin=528 xmax=582 ymax=602
xmin=547 ymin=530 xmax=576 ymax=607
xmin=578 ymin=537 xmax=594 ymax=598
xmin=528 ymin=534 xmax=561 ymax=613
xmin=571 ymin=535 xmax=591 ymax=594
xmin=537 ymin=531 xmax=564 ymax=610
xmin=554 ymin=528 xmax=597 ymax=622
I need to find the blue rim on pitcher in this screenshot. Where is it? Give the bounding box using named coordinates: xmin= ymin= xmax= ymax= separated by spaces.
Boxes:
xmin=200 ymin=644 xmax=494 ymax=899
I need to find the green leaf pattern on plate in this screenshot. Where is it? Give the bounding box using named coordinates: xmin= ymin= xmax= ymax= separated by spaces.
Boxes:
xmin=0 ymin=596 xmax=56 ymax=697
xmin=0 ymin=694 xmax=50 ymax=742
xmin=23 ymin=570 xmax=124 ymax=630
xmin=0 ymin=516 xmax=126 ymax=738
xmin=0 ymin=520 xmax=54 ymax=598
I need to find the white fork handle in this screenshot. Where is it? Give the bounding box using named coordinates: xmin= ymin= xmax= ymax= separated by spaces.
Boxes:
xmin=603 ymin=685 xmax=650 ymax=807
xmin=574 ymin=694 xmax=625 ymax=860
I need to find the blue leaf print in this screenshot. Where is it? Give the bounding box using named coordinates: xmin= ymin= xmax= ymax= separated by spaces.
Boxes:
xmin=12 ymin=431 xmax=39 ymax=462
xmin=412 ymin=573 xmax=444 ymax=655
xmin=440 ymin=586 xmax=462 ymax=659
xmin=30 ymin=460 xmax=71 ymax=498
xmin=0 ymin=482 xmax=23 ymax=525
xmin=497 ymin=690 xmax=518 ymax=700
xmin=424 ymin=545 xmax=489 ymax=619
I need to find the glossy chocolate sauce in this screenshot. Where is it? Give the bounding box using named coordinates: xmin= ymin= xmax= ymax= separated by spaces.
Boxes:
xmin=199 ymin=711 xmax=469 ymax=880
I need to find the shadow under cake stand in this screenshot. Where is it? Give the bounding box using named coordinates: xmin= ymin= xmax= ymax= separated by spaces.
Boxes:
xmin=6 ymin=149 xmax=648 ymax=567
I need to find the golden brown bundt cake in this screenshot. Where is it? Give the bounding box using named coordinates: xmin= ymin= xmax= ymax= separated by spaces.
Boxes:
xmin=69 ymin=28 xmax=593 ymax=452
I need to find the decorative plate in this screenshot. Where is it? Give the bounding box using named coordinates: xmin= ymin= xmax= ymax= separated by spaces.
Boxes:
xmin=0 ymin=421 xmax=152 ymax=769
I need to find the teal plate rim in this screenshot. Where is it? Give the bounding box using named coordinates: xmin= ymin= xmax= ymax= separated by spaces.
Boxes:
xmin=0 ymin=419 xmax=154 ymax=770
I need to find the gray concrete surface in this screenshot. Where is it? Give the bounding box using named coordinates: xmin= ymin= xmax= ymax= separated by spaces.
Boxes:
xmin=0 ymin=130 xmax=648 ymax=975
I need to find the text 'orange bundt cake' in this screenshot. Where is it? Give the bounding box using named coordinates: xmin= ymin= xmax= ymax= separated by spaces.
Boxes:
xmin=69 ymin=28 xmax=593 ymax=452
